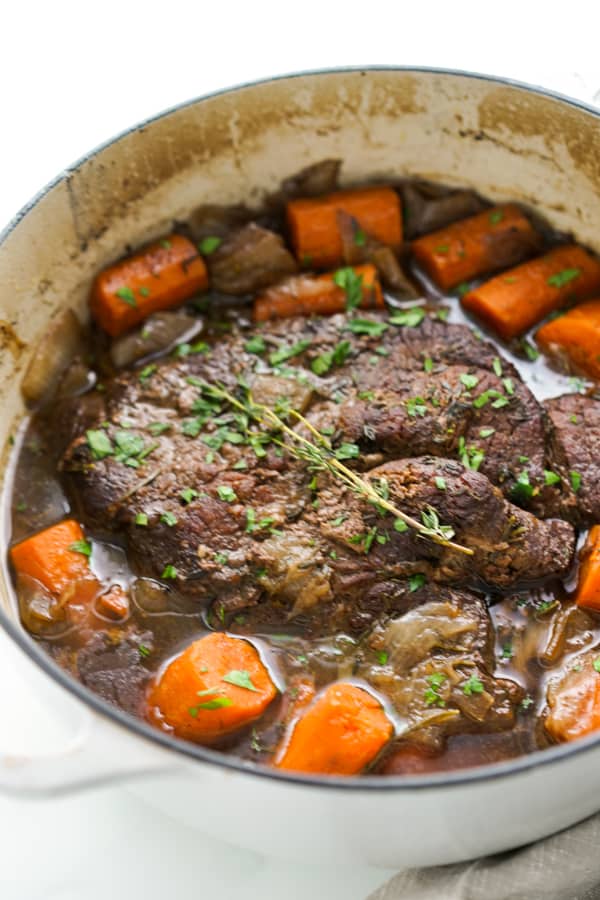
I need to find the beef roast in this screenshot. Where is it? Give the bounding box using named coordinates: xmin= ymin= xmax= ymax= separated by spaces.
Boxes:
xmin=61 ymin=314 xmax=576 ymax=625
xmin=543 ymin=392 xmax=600 ymax=525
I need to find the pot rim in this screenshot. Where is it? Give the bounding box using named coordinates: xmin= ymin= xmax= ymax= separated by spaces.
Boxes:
xmin=2 ymin=65 xmax=600 ymax=792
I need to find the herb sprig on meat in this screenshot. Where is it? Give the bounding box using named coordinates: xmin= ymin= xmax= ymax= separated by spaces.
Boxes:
xmin=196 ymin=380 xmax=472 ymax=555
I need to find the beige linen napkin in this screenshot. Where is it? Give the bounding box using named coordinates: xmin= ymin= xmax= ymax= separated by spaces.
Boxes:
xmin=367 ymin=813 xmax=600 ymax=900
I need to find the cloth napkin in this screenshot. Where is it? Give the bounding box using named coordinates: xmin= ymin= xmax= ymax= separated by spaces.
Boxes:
xmin=367 ymin=812 xmax=600 ymax=900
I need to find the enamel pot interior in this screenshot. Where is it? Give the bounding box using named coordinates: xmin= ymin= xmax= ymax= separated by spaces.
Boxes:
xmin=1 ymin=67 xmax=600 ymax=790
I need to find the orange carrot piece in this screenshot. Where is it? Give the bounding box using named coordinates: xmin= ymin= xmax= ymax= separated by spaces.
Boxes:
xmin=95 ymin=585 xmax=130 ymax=621
xmin=10 ymin=519 xmax=92 ymax=597
xmin=287 ymin=187 xmax=402 ymax=269
xmin=536 ymin=299 xmax=600 ymax=380
xmin=574 ymin=525 xmax=600 ymax=612
xmin=148 ymin=632 xmax=277 ymax=743
xmin=545 ymin=663 xmax=600 ymax=742
xmin=275 ymin=682 xmax=393 ymax=775
xmin=91 ymin=234 xmax=208 ymax=337
xmin=411 ymin=204 xmax=537 ymax=290
xmin=254 ymin=264 xmax=383 ymax=321
xmin=462 ymin=245 xmax=600 ymax=341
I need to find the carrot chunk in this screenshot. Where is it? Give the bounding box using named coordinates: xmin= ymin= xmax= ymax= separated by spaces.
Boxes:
xmin=275 ymin=682 xmax=393 ymax=775
xmin=91 ymin=234 xmax=208 ymax=337
xmin=462 ymin=245 xmax=600 ymax=341
xmin=411 ymin=204 xmax=538 ymax=290
xmin=148 ymin=632 xmax=277 ymax=743
xmin=10 ymin=519 xmax=93 ymax=597
xmin=253 ymin=264 xmax=383 ymax=321
xmin=574 ymin=525 xmax=600 ymax=612
xmin=545 ymin=660 xmax=600 ymax=742
xmin=287 ymin=187 xmax=402 ymax=269
xmin=536 ymin=299 xmax=600 ymax=380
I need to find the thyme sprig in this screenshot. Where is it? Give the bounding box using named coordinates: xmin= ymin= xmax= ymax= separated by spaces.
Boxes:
xmin=198 ymin=380 xmax=472 ymax=555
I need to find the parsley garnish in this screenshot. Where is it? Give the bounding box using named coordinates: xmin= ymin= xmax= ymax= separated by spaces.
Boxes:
xmin=115 ymin=286 xmax=137 ymax=307
xmin=334 ymin=442 xmax=360 ymax=460
xmin=222 ymin=670 xmax=259 ymax=692
xmin=424 ymin=672 xmax=447 ymax=706
xmin=544 ymin=470 xmax=561 ymax=486
xmin=489 ymin=209 xmax=504 ymax=225
xmin=139 ymin=364 xmax=157 ymax=383
xmin=462 ymin=674 xmax=484 ymax=695
xmin=160 ymin=511 xmax=177 ymax=527
xmin=311 ymin=339 xmax=351 ymax=375
xmin=460 ymin=373 xmax=479 ymax=390
xmin=269 ymin=339 xmax=311 ymax=366
xmin=135 ymin=513 xmax=148 ymax=526
xmin=86 ymin=429 xmax=113 ymax=459
xmin=547 ymin=268 xmax=581 ymax=288
xmin=69 ymin=540 xmax=92 ymax=557
xmin=435 ymin=476 xmax=447 ymax=491
xmin=345 ymin=318 xmax=388 ymax=337
xmin=245 ymin=335 xmax=266 ymax=354
xmin=180 ymin=488 xmax=198 ymax=504
xmin=511 ymin=469 xmax=534 ymax=502
xmin=217 ymin=485 xmax=237 ymax=503
xmin=333 ymin=266 xmax=364 ymax=311
xmin=570 ymin=471 xmax=582 ymax=492
xmin=409 ymin=573 xmax=426 ymax=592
xmin=388 ymin=307 xmax=426 ymax=328
xmin=199 ymin=236 xmax=222 ymax=255
xmin=161 ymin=564 xmax=177 ymax=579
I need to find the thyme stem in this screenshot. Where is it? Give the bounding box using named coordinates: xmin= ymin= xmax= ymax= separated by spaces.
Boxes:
xmin=200 ymin=381 xmax=472 ymax=555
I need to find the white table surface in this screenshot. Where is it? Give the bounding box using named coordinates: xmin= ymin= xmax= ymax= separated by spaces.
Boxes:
xmin=1 ymin=3 xmax=599 ymax=897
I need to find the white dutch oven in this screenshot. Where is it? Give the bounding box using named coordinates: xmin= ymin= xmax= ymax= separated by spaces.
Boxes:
xmin=1 ymin=68 xmax=600 ymax=869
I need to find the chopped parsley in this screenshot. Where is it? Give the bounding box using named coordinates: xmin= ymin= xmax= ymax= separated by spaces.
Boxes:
xmin=334 ymin=442 xmax=360 ymax=460
xmin=311 ymin=339 xmax=351 ymax=375
xmin=138 ymin=644 xmax=151 ymax=658
xmin=115 ymin=285 xmax=137 ymax=307
xmin=217 ymin=485 xmax=237 ymax=503
xmin=69 ymin=540 xmax=92 ymax=557
xmin=544 ymin=470 xmax=561 ymax=486
xmin=214 ymin=552 xmax=229 ymax=565
xmin=181 ymin=419 xmax=202 ymax=438
xmin=492 ymin=357 xmax=503 ymax=377
xmin=501 ymin=643 xmax=514 ymax=660
xmin=547 ymin=268 xmax=581 ymax=288
xmin=406 ymin=396 xmax=427 ymax=418
xmin=377 ymin=651 xmax=389 ymax=665
xmin=423 ymin=356 xmax=434 ymax=374
xmin=424 ymin=672 xmax=447 ymax=707
xmin=269 ymin=339 xmax=311 ymax=366
xmin=570 ymin=471 xmax=582 ymax=492
xmin=147 ymin=422 xmax=171 ymax=436
xmin=345 ymin=318 xmax=388 ymax=337
xmin=245 ymin=335 xmax=266 ymax=354
xmin=593 ymin=658 xmax=600 ymax=674
xmin=409 ymin=573 xmax=426 ymax=592
xmin=388 ymin=307 xmax=426 ymax=328
xmin=222 ymin=670 xmax=259 ymax=692
xmin=135 ymin=513 xmax=148 ymax=526
xmin=333 ymin=266 xmax=364 ymax=311
xmin=160 ymin=511 xmax=177 ymax=527
xmin=489 ymin=209 xmax=504 ymax=225
xmin=460 ymin=372 xmax=479 ymax=390
xmin=161 ymin=564 xmax=177 ymax=579
xmin=354 ymin=228 xmax=367 ymax=247
xmin=462 ymin=674 xmax=484 ymax=695
xmin=199 ymin=236 xmax=222 ymax=255
xmin=180 ymin=488 xmax=198 ymax=504
xmin=479 ymin=427 xmax=495 ymax=438
xmin=86 ymin=429 xmax=113 ymax=459
xmin=394 ymin=518 xmax=408 ymax=533
xmin=511 ymin=469 xmax=534 ymax=503
xmin=189 ymin=696 xmax=233 ymax=714
xmin=435 ymin=476 xmax=447 ymax=491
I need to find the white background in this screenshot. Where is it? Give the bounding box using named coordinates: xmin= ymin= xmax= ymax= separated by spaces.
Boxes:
xmin=1 ymin=2 xmax=600 ymax=897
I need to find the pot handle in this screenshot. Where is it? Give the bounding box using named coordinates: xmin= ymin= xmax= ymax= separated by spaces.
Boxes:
xmin=0 ymin=708 xmax=176 ymax=796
